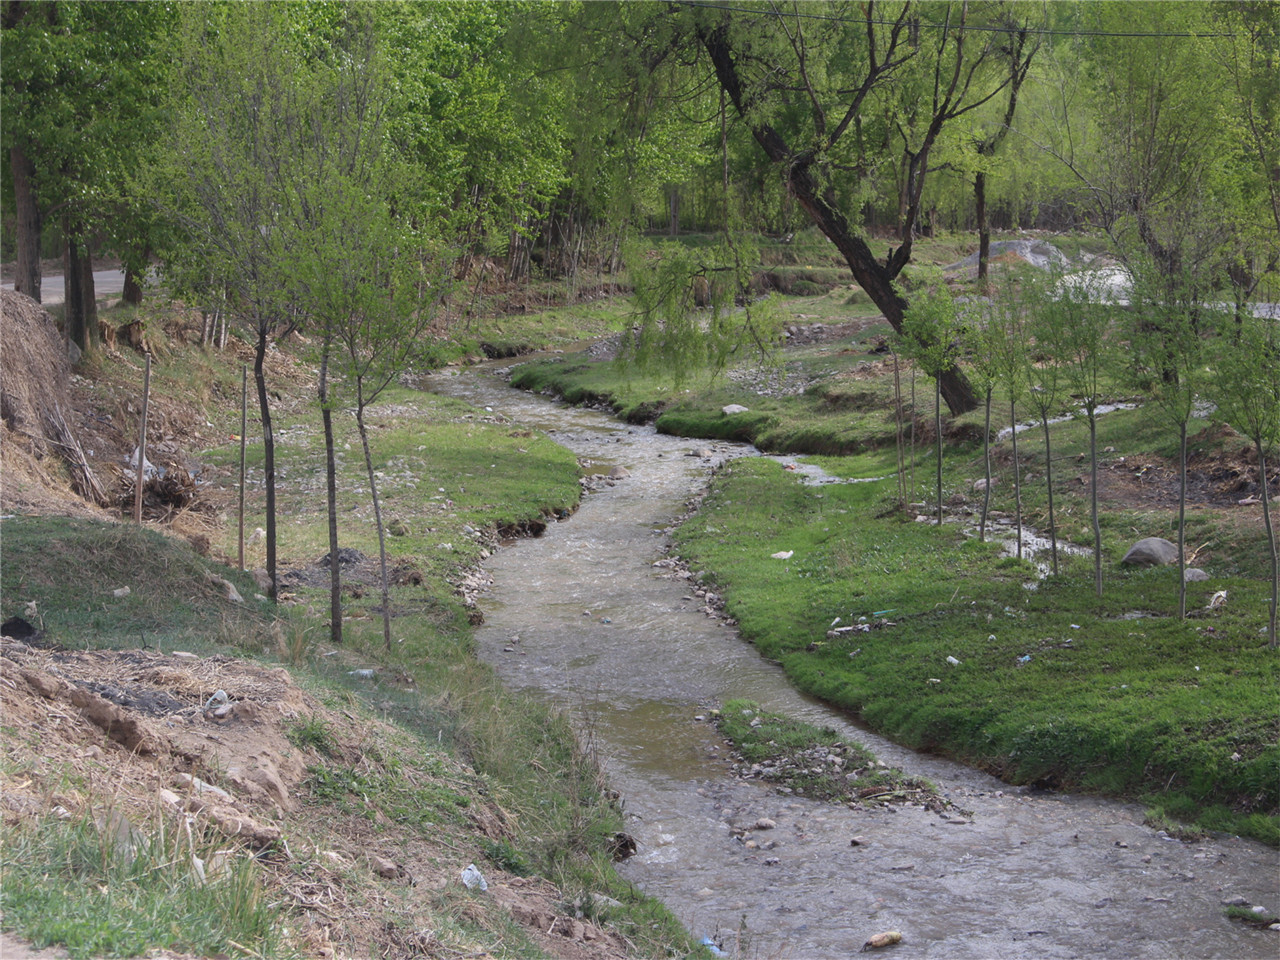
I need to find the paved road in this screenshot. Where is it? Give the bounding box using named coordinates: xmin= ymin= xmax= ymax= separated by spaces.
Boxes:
xmin=2 ymin=270 xmax=127 ymax=306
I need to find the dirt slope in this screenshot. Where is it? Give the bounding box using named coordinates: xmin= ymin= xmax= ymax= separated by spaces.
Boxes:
xmin=0 ymin=636 xmax=631 ymax=959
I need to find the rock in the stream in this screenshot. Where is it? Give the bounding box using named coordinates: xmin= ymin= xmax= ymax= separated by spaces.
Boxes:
xmin=608 ymin=466 xmax=630 ymax=480
xmin=1120 ymin=537 xmax=1179 ymax=567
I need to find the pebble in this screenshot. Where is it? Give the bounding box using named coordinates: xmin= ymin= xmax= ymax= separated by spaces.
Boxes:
xmin=753 ymin=817 xmax=776 ymax=830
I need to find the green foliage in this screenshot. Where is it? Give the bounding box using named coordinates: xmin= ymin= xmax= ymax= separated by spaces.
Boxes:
xmin=622 ymin=237 xmax=782 ymax=383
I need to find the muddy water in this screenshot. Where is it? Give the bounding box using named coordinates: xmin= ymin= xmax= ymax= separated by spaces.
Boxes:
xmin=427 ymin=367 xmax=1278 ymax=959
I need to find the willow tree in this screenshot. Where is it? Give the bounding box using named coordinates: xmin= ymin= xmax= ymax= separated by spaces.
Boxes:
xmin=684 ymin=1 xmax=1042 ymax=415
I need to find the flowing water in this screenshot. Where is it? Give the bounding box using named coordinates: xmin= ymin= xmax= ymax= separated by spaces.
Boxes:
xmin=427 ymin=366 xmax=1278 ymax=959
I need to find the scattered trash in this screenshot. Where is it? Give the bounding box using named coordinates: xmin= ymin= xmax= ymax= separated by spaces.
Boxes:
xmin=348 ymin=669 xmax=376 ymax=679
xmin=831 ymin=617 xmax=841 ymax=626
xmin=460 ymin=863 xmax=488 ymax=891
xmin=988 ymin=634 xmax=997 ymax=641
xmin=946 ymin=655 xmax=961 ymax=666
xmin=771 ymin=550 xmax=794 ymax=560
xmin=600 ymin=617 xmax=612 ymax=624
xmin=1017 ymin=655 xmax=1032 ymax=663
xmin=1207 ymin=590 xmax=1228 ymax=610
xmin=927 ymin=678 xmax=941 ymax=684
xmin=699 ymin=936 xmax=727 ymax=957
xmin=861 ymin=930 xmax=902 ymax=951
xmin=113 ymin=586 xmax=131 ymax=598
xmin=203 ymin=689 xmax=228 ymax=711
xmin=1070 ymin=624 xmax=1081 ymax=629
xmin=871 ymin=610 xmax=895 ymax=617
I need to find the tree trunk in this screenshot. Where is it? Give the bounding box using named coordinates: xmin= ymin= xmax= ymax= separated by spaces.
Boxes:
xmin=980 ymin=387 xmax=992 ymax=542
xmin=9 ymin=145 xmax=41 ymax=301
xmin=976 ymin=169 xmax=991 ymax=283
xmin=934 ymin=376 xmax=944 ymax=526
xmin=1177 ymin=421 xmax=1187 ymax=620
xmin=1041 ymin=414 xmax=1059 ymax=576
xmin=355 ymin=383 xmax=393 ymax=650
xmin=319 ymin=345 xmax=342 ymax=645
xmin=1259 ymin=444 xmax=1277 ymax=648
xmin=253 ymin=327 xmax=278 ymax=601
xmin=123 ymin=265 xmax=144 ymax=306
xmin=667 ymin=184 xmax=680 ymax=237
xmin=80 ymin=248 xmax=98 ymax=342
xmin=1090 ymin=414 xmax=1102 ymax=599
xmin=1011 ymin=397 xmax=1023 ymax=560
xmin=64 ymin=228 xmax=87 ymax=354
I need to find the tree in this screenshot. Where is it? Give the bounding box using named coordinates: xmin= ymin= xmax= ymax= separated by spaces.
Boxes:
xmin=1211 ymin=312 xmax=1280 ymax=646
xmin=303 ymin=192 xmax=445 ymax=650
xmin=1129 ymin=267 xmax=1208 ymax=619
xmin=156 ymin=3 xmax=322 ymax=600
xmin=969 ymin=15 xmax=1038 ymax=282
xmin=1024 ymin=277 xmax=1065 ymax=575
xmin=963 ymin=301 xmax=1001 ymax=541
xmin=688 ymin=1 xmax=1033 ymax=415
xmin=987 ymin=275 xmax=1029 ymax=558
xmin=901 ymin=285 xmax=964 ymax=527
xmin=2 ymin=0 xmax=171 ymax=335
xmin=1054 ymin=271 xmax=1115 ymax=599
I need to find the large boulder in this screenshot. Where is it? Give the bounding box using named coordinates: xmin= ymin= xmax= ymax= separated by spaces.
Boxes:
xmin=1120 ymin=537 xmax=1179 ymax=567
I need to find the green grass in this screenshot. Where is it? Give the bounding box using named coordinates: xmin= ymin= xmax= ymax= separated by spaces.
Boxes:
xmin=1 ymin=811 xmax=281 ymax=959
xmin=0 ymin=516 xmax=275 ymax=654
xmin=673 ymin=457 xmax=1279 ymax=845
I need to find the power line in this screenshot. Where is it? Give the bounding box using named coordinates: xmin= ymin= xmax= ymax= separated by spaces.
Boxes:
xmin=670 ymin=0 xmax=1243 ymax=41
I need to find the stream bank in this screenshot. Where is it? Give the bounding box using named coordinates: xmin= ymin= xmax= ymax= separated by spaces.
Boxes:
xmin=430 ymin=365 xmax=1279 ymax=959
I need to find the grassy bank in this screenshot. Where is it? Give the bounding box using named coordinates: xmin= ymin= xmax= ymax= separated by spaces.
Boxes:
xmin=672 ymin=456 xmax=1278 ymax=845
xmin=0 ymin=299 xmax=701 ymax=956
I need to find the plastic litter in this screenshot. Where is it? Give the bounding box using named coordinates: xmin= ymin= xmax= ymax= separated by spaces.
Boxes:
xmin=771 ymin=550 xmax=794 ymax=559
xmin=946 ymin=655 xmax=961 ymax=666
xmin=1017 ymin=655 xmax=1032 ymax=663
xmin=862 ymin=930 xmax=902 ymax=951
xmin=699 ymin=937 xmax=727 ymax=957
xmin=204 ymin=689 xmax=229 ymax=710
xmin=348 ymin=669 xmax=376 ymax=679
xmin=460 ymin=863 xmax=488 ymax=891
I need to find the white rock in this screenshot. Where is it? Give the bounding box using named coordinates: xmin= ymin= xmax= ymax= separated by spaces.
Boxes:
xmin=722 ymin=404 xmax=750 ymax=415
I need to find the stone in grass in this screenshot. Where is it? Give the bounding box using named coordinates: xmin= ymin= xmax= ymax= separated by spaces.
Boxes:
xmin=722 ymin=404 xmax=750 ymax=415
xmin=1184 ymin=568 xmax=1210 ymax=582
xmin=1120 ymin=537 xmax=1179 ymax=567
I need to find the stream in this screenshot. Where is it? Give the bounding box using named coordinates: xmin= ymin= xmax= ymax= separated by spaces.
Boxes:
xmin=427 ymin=365 xmax=1278 ymax=959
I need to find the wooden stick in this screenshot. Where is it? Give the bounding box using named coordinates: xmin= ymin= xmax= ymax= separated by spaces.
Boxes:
xmin=134 ymin=353 xmax=151 ymax=524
